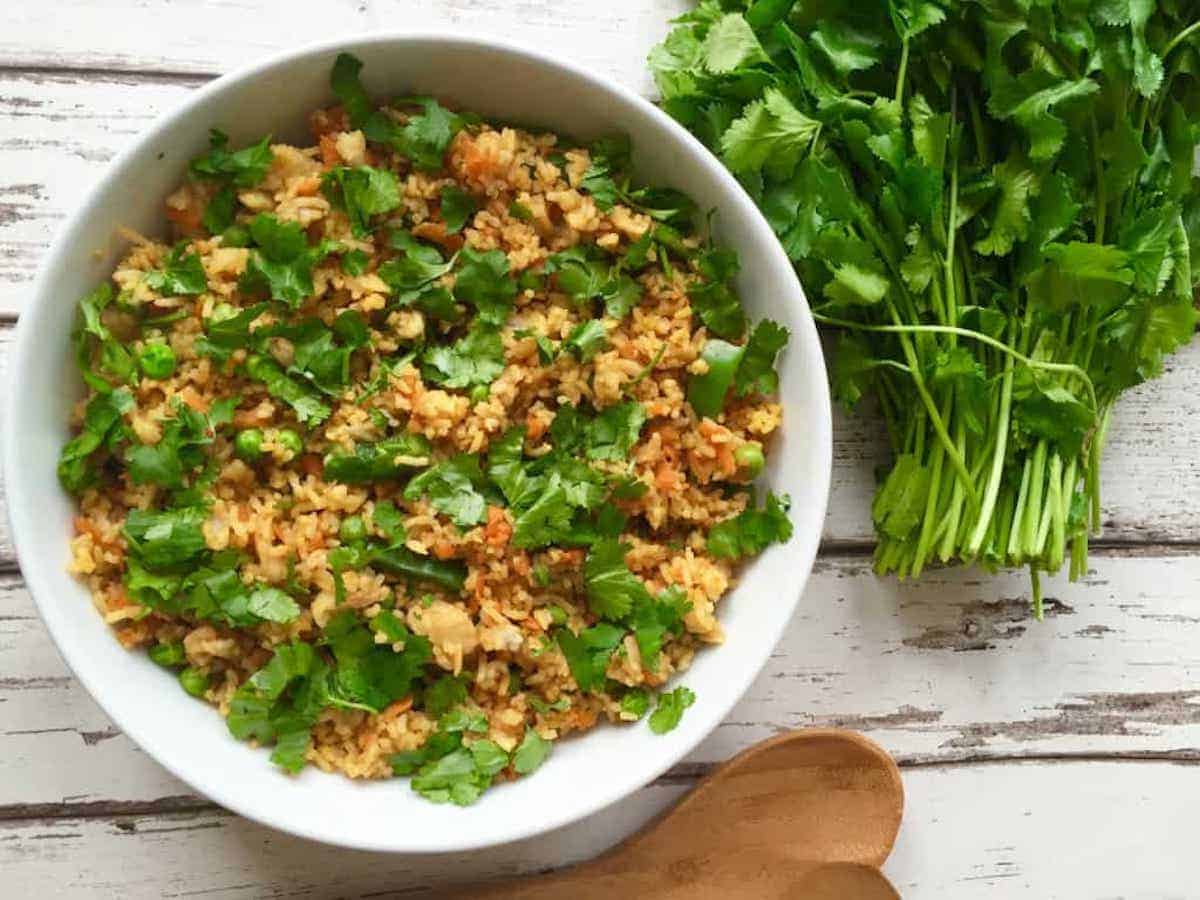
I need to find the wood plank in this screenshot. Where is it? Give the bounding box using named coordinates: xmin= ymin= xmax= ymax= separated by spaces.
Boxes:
xmin=0 ymin=759 xmax=1192 ymax=897
xmin=4 ymin=552 xmax=1200 ymax=811
xmin=0 ymin=1 xmax=689 ymax=85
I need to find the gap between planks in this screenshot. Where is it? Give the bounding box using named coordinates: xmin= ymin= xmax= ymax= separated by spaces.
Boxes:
xmin=2 ymin=752 xmax=1197 ymax=826
xmin=5 ymin=541 xmax=1200 ymax=579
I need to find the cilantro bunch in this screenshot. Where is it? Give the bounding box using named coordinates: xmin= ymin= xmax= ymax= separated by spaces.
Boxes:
xmin=653 ymin=1 xmax=1200 ymax=611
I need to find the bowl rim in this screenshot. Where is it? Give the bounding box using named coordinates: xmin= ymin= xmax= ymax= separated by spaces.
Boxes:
xmin=3 ymin=29 xmax=832 ymax=853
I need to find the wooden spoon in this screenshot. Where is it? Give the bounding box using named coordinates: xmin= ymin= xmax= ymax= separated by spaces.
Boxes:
xmin=457 ymin=729 xmax=904 ymax=899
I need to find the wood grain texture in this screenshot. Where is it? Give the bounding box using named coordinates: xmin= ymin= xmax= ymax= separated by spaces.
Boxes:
xmin=0 ymin=760 xmax=1193 ymax=898
xmin=463 ymin=731 xmax=902 ymax=899
xmin=3 ymin=1 xmax=1200 ymax=895
xmin=0 ymin=1 xmax=689 ymax=84
xmin=5 ymin=552 xmax=1200 ymax=816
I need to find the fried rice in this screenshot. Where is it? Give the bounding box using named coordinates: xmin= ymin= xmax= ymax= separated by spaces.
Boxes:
xmin=58 ymin=53 xmax=791 ymax=804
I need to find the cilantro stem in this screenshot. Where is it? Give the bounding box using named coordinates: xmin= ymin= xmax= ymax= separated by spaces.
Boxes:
xmin=811 ymin=315 xmax=1100 ymax=413
xmin=1163 ymin=20 xmax=1200 ymax=58
xmin=894 ymin=39 xmax=910 ymax=106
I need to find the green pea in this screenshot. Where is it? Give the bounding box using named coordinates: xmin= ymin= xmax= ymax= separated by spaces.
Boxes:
xmin=339 ymin=516 xmax=367 ymax=544
xmin=148 ymin=641 xmax=186 ymax=668
xmin=276 ymin=429 xmax=303 ymax=457
xmin=234 ymin=428 xmax=264 ymax=461
xmin=735 ymin=441 xmax=765 ymax=478
xmin=468 ymin=384 xmax=490 ymax=404
xmin=138 ymin=342 xmax=176 ymax=380
xmin=179 ymin=667 xmax=210 ymax=698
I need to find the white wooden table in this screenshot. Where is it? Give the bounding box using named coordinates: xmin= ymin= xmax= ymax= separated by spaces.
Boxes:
xmin=2 ymin=3 xmax=1199 ymax=897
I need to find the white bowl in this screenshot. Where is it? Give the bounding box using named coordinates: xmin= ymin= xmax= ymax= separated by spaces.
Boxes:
xmin=3 ymin=33 xmax=832 ymax=853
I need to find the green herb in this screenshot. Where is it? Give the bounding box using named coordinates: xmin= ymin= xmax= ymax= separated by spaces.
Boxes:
xmin=454 ymin=247 xmax=517 ymax=325
xmin=556 ymin=622 xmax=624 ymax=692
xmin=653 ymin=2 xmax=1200 ymax=609
xmin=321 ymin=165 xmax=401 ymax=238
xmin=512 ymin=727 xmax=552 ymax=775
xmin=195 ymin=302 xmax=268 ymax=362
xmin=532 ymin=563 xmax=551 ymax=587
xmin=580 ymin=136 xmax=631 ymax=210
xmin=122 ymin=506 xmax=209 ymax=572
xmin=509 ymin=200 xmax=533 ymax=221
xmin=689 ymin=247 xmax=746 ymax=339
xmin=323 ymin=433 xmax=431 ymax=483
xmin=424 ymin=674 xmax=470 ymax=717
xmin=421 ymin=322 xmax=505 ymax=389
xmin=734 ymin=320 xmax=788 ymax=397
xmin=239 ymin=214 xmax=336 ymax=308
xmin=545 ymin=245 xmax=641 ymax=318
xmin=125 ymin=397 xmax=235 ymax=489
xmin=57 ymin=387 xmax=134 ymax=494
xmin=202 ymin=185 xmax=237 ymax=235
xmin=584 ymin=401 xmax=646 ymax=461
xmin=440 ymin=184 xmax=477 ymax=233
xmin=145 ymin=244 xmax=208 ymax=296
xmin=620 ymin=689 xmax=650 ymax=720
xmin=403 ymin=454 xmax=492 ymax=528
xmin=341 ymin=248 xmax=370 ymax=276
xmin=648 ymin=686 xmax=695 ymax=735
xmin=707 ymin=491 xmax=793 ymax=561
xmin=410 ymin=743 xmax=504 ymax=806
xmin=583 ymin=538 xmax=650 ymax=620
xmin=227 ymin=640 xmax=326 ymax=773
xmin=564 ymin=320 xmax=609 ymax=363
xmin=370 ymin=500 xmax=407 ymax=545
xmin=528 ymin=694 xmax=570 ymax=714
xmin=190 ymin=129 xmax=273 ymax=188
xmin=244 ymin=353 xmax=331 ymax=425
xmin=73 ymin=285 xmax=136 ymax=392
xmin=322 ymin=610 xmax=432 ymax=714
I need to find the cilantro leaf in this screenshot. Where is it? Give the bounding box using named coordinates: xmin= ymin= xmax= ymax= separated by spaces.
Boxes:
xmin=690 ymin=247 xmax=746 ymax=339
xmin=585 ymin=401 xmax=646 ymax=461
xmin=648 ymin=686 xmax=695 ymax=734
xmin=244 ymin=352 xmax=331 ymax=425
xmin=733 ymin=320 xmax=788 ymax=396
xmin=454 ymin=247 xmax=517 ymax=326
xmin=330 ymin=52 xmax=374 ymax=128
xmin=321 ymin=165 xmax=401 ymax=237
xmin=190 ymin=129 xmax=273 ymax=188
xmin=403 ymin=455 xmax=491 ymax=528
xmin=145 ymin=244 xmax=208 ymax=296
xmin=240 ymin=214 xmax=336 ymax=307
xmin=584 ymin=538 xmax=650 ymax=620
xmin=556 ymin=623 xmax=624 ymax=693
xmin=58 ymin=388 xmax=134 ymax=494
xmin=421 ymin=322 xmax=505 ymax=389
xmin=564 ymin=319 xmax=609 ymax=362
xmin=512 ymin=728 xmax=552 ymax=775
xmin=440 ymin=184 xmax=477 ymax=233
xmin=122 ymin=506 xmax=209 ymax=572
xmin=707 ymin=492 xmax=793 ymax=560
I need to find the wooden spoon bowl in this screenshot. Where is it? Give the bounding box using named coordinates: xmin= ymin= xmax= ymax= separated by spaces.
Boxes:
xmin=457 ymin=729 xmax=904 ymax=899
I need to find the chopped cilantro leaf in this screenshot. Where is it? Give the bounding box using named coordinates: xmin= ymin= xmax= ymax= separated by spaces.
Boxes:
xmin=244 ymin=353 xmax=331 ymax=425
xmin=145 ymin=244 xmax=208 ymax=296
xmin=556 ymin=622 xmax=624 ymax=692
xmin=403 ymin=454 xmax=492 ymax=528
xmin=734 ymin=320 xmax=788 ymax=396
xmin=584 ymin=538 xmax=650 ymax=620
xmin=239 ymin=214 xmax=337 ymax=308
xmin=512 ymin=727 xmax=552 ymax=775
xmin=707 ymin=491 xmax=793 ymax=560
xmin=564 ymin=319 xmax=609 ymax=363
xmin=58 ymin=388 xmax=134 ymax=494
xmin=341 ymin=248 xmax=370 ymax=276
xmin=648 ymin=686 xmax=695 ymax=734
xmin=454 ymin=247 xmax=517 ymax=325
xmin=585 ymin=401 xmax=646 ymax=461
xmin=421 ymin=322 xmax=505 ymax=389
xmin=620 ymin=689 xmax=650 ymax=720
xmin=321 ymin=165 xmax=401 ymax=238
xmin=440 ymin=184 xmax=477 ymax=233
xmin=122 ymin=506 xmax=209 ymax=572
xmin=189 ymin=129 xmax=273 ymax=188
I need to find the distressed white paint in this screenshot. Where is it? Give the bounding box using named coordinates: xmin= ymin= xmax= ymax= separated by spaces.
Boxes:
xmin=0 ymin=761 xmax=1193 ymax=898
xmin=3 ymin=1 xmax=1200 ymax=896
